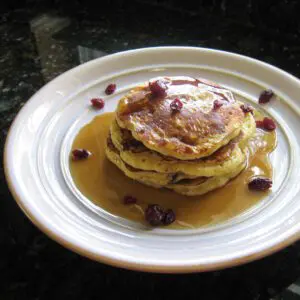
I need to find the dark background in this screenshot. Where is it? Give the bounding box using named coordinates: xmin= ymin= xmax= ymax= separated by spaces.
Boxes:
xmin=1 ymin=0 xmax=300 ymax=299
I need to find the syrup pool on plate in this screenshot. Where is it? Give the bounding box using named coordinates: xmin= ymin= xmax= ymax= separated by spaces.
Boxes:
xmin=69 ymin=112 xmax=276 ymax=229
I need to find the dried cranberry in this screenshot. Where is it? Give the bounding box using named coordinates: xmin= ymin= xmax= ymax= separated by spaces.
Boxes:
xmin=149 ymin=80 xmax=167 ymax=97
xmin=90 ymin=98 xmax=105 ymax=109
xmin=162 ymin=209 xmax=176 ymax=225
xmin=256 ymin=117 xmax=276 ymax=131
xmin=240 ymin=104 xmax=254 ymax=114
xmin=262 ymin=117 xmax=276 ymax=131
xmin=170 ymin=98 xmax=183 ymax=112
xmin=145 ymin=204 xmax=165 ymax=226
xmin=105 ymin=83 xmax=116 ymax=95
xmin=71 ymin=149 xmax=91 ymax=161
xmin=259 ymin=89 xmax=274 ymax=104
xmin=255 ymin=120 xmax=264 ymax=129
xmin=248 ymin=177 xmax=272 ymax=191
xmin=123 ymin=195 xmax=137 ymax=205
xmin=213 ymin=100 xmax=223 ymax=110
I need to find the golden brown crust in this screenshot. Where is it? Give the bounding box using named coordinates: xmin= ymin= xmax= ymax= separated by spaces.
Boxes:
xmin=113 ymin=119 xmax=240 ymax=164
xmin=116 ymin=76 xmax=245 ymax=160
xmin=106 ymin=134 xmax=248 ymax=196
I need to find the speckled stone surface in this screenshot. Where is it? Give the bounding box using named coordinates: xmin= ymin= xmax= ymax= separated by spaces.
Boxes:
xmin=1 ymin=1 xmax=300 ymax=299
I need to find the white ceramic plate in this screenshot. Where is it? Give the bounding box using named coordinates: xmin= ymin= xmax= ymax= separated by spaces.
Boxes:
xmin=4 ymin=47 xmax=300 ymax=273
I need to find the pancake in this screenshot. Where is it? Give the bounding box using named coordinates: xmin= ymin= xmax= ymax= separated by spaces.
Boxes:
xmin=166 ymin=161 xmax=246 ymax=196
xmin=106 ymin=134 xmax=247 ymax=195
xmin=105 ymin=136 xmax=198 ymax=188
xmin=106 ymin=135 xmax=246 ymax=195
xmin=116 ymin=76 xmax=245 ymax=160
xmin=110 ymin=112 xmax=256 ymax=177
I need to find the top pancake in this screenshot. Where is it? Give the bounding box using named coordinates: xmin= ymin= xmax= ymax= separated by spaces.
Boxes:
xmin=116 ymin=76 xmax=245 ymax=160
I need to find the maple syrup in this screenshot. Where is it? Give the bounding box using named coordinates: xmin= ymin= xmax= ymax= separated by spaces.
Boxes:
xmin=70 ymin=112 xmax=276 ymax=229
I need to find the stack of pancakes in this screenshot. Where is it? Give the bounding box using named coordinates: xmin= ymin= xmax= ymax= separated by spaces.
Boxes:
xmin=105 ymin=76 xmax=256 ymax=196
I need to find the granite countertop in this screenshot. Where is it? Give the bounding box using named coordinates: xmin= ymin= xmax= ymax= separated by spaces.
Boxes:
xmin=1 ymin=1 xmax=300 ymax=299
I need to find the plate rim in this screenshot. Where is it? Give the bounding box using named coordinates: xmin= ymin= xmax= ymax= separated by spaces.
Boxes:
xmin=4 ymin=46 xmax=300 ymax=273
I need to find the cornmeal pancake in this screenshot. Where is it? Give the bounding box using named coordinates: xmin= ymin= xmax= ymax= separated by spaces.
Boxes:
xmin=106 ymin=135 xmax=247 ymax=195
xmin=116 ymin=76 xmax=245 ymax=160
xmin=105 ymin=136 xmax=198 ymax=188
xmin=166 ymin=161 xmax=246 ymax=196
xmin=110 ymin=112 xmax=255 ymax=177
xmin=106 ymin=134 xmax=247 ymax=195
